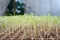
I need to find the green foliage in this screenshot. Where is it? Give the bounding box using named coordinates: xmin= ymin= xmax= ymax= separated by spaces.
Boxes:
xmin=6 ymin=0 xmax=25 ymax=16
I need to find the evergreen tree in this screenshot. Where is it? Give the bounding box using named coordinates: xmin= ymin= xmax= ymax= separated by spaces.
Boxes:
xmin=16 ymin=1 xmax=25 ymax=15
xmin=6 ymin=0 xmax=25 ymax=16
xmin=6 ymin=0 xmax=13 ymax=15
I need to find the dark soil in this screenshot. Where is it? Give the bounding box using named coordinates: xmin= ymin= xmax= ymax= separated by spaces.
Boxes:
xmin=0 ymin=26 xmax=60 ymax=40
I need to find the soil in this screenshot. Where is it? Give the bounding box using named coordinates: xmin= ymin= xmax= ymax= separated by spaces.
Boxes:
xmin=0 ymin=26 xmax=60 ymax=40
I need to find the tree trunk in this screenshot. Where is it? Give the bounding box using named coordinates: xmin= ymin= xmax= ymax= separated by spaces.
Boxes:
xmin=12 ymin=0 xmax=16 ymax=11
xmin=12 ymin=0 xmax=16 ymax=15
